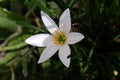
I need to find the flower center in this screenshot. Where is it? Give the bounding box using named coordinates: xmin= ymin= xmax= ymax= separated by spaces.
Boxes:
xmin=52 ymin=31 xmax=66 ymax=45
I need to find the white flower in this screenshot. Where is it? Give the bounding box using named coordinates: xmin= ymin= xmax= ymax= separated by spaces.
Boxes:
xmin=25 ymin=8 xmax=84 ymax=67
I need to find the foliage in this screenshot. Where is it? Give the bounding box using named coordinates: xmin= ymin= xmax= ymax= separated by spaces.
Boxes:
xmin=0 ymin=0 xmax=120 ymax=80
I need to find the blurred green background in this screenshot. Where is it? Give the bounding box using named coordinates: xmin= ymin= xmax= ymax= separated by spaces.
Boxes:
xmin=0 ymin=0 xmax=120 ymax=80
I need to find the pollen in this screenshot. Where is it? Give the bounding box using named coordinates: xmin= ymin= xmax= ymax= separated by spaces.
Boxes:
xmin=52 ymin=31 xmax=66 ymax=45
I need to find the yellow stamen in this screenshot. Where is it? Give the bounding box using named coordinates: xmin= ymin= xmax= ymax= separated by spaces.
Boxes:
xmin=55 ymin=31 xmax=60 ymax=35
xmin=54 ymin=41 xmax=60 ymax=44
xmin=63 ymin=37 xmax=66 ymax=40
xmin=60 ymin=41 xmax=64 ymax=44
xmin=52 ymin=36 xmax=58 ymax=40
xmin=52 ymin=30 xmax=66 ymax=45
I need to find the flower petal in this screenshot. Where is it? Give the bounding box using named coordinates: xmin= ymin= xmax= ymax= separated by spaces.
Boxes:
xmin=38 ymin=44 xmax=59 ymax=63
xmin=59 ymin=8 xmax=71 ymax=33
xmin=41 ymin=11 xmax=59 ymax=34
xmin=67 ymin=32 xmax=84 ymax=44
xmin=25 ymin=34 xmax=53 ymax=47
xmin=58 ymin=44 xmax=71 ymax=68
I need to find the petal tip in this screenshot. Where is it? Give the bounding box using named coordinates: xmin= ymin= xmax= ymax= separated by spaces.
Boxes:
xmin=65 ymin=8 xmax=70 ymax=13
xmin=41 ymin=11 xmax=47 ymax=16
xmin=41 ymin=11 xmax=45 ymax=16
xmin=25 ymin=37 xmax=35 ymax=45
xmin=64 ymin=58 xmax=71 ymax=68
xmin=41 ymin=11 xmax=44 ymax=14
xmin=66 ymin=8 xmax=70 ymax=11
xmin=81 ymin=34 xmax=85 ymax=40
xmin=38 ymin=60 xmax=41 ymax=64
xmin=25 ymin=38 xmax=29 ymax=44
xmin=65 ymin=65 xmax=70 ymax=68
xmin=38 ymin=58 xmax=43 ymax=64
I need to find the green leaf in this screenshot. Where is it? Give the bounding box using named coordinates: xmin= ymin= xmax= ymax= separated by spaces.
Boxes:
xmin=0 ymin=51 xmax=18 ymax=65
xmin=0 ymin=16 xmax=17 ymax=32
xmin=0 ymin=7 xmax=25 ymax=21
xmin=16 ymin=21 xmax=45 ymax=32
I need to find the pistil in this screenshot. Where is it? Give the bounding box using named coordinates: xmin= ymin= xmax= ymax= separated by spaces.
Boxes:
xmin=52 ymin=31 xmax=66 ymax=45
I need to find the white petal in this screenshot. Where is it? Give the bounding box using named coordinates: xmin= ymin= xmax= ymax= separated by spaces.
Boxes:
xmin=38 ymin=44 xmax=59 ymax=63
xmin=58 ymin=44 xmax=71 ymax=68
xmin=25 ymin=34 xmax=53 ymax=47
xmin=41 ymin=11 xmax=59 ymax=34
xmin=67 ymin=32 xmax=84 ymax=44
xmin=59 ymin=8 xmax=71 ymax=33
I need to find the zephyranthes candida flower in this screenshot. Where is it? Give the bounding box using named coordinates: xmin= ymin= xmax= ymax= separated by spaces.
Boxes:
xmin=25 ymin=8 xmax=84 ymax=67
